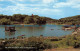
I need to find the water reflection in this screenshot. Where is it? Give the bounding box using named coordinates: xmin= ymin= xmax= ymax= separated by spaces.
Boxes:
xmin=15 ymin=25 xmax=46 ymax=38
xmin=5 ymin=31 xmax=15 ymax=39
xmin=0 ymin=25 xmax=74 ymax=39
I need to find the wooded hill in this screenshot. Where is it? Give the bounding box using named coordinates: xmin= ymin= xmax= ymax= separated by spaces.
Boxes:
xmin=0 ymin=14 xmax=55 ymax=25
xmin=0 ymin=14 xmax=80 ymax=25
xmin=55 ymin=15 xmax=80 ymax=25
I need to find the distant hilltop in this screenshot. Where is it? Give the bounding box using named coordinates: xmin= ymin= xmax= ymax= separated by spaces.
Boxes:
xmin=0 ymin=14 xmax=80 ymax=25
xmin=0 ymin=14 xmax=54 ymax=25
xmin=56 ymin=15 xmax=80 ymax=25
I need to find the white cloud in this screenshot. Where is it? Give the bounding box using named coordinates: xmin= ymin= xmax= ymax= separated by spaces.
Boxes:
xmin=30 ymin=0 xmax=38 ymax=2
xmin=4 ymin=0 xmax=48 ymax=7
xmin=19 ymin=0 xmax=24 ymax=1
xmin=15 ymin=3 xmax=48 ymax=7
xmin=0 ymin=0 xmax=64 ymax=18
xmin=53 ymin=0 xmax=80 ymax=9
xmin=0 ymin=0 xmax=57 ymax=7
xmin=8 ymin=0 xmax=25 ymax=1
xmin=12 ymin=3 xmax=62 ymax=14
xmin=0 ymin=0 xmax=4 ymax=1
xmin=27 ymin=4 xmax=48 ymax=7
xmin=5 ymin=0 xmax=38 ymax=2
xmin=53 ymin=1 xmax=73 ymax=8
xmin=43 ymin=0 xmax=57 ymax=4
xmin=0 ymin=3 xmax=62 ymax=15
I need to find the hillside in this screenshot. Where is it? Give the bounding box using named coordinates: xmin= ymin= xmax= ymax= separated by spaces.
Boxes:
xmin=0 ymin=14 xmax=56 ymax=25
xmin=56 ymin=15 xmax=80 ymax=25
xmin=0 ymin=14 xmax=80 ymax=25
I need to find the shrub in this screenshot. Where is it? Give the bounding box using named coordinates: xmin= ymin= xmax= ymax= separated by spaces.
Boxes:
xmin=26 ymin=37 xmax=52 ymax=50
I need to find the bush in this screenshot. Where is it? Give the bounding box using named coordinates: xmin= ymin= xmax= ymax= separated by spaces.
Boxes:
xmin=0 ymin=18 xmax=11 ymax=25
xmin=5 ymin=37 xmax=52 ymax=51
xmin=59 ymin=35 xmax=80 ymax=48
xmin=26 ymin=37 xmax=52 ymax=50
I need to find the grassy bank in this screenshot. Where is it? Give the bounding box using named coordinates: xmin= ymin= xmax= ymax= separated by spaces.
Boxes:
xmin=0 ymin=34 xmax=80 ymax=51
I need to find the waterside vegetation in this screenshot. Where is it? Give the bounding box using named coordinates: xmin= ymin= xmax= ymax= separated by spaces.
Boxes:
xmin=0 ymin=34 xmax=80 ymax=51
xmin=0 ymin=14 xmax=52 ymax=25
xmin=0 ymin=14 xmax=80 ymax=25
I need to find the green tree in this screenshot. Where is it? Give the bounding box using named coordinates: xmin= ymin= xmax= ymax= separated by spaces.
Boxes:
xmin=0 ymin=18 xmax=11 ymax=25
xmin=24 ymin=16 xmax=34 ymax=24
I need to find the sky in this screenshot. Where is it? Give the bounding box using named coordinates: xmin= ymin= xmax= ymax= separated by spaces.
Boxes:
xmin=0 ymin=0 xmax=80 ymax=19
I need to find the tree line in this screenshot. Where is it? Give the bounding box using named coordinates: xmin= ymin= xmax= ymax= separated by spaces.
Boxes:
xmin=56 ymin=15 xmax=80 ymax=25
xmin=0 ymin=14 xmax=53 ymax=25
xmin=0 ymin=14 xmax=80 ymax=25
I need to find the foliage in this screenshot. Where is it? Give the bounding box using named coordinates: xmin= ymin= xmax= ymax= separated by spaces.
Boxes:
xmin=0 ymin=18 xmax=11 ymax=25
xmin=0 ymin=14 xmax=80 ymax=25
xmin=24 ymin=16 xmax=34 ymax=24
xmin=0 ymin=14 xmax=50 ymax=25
xmin=42 ymin=35 xmax=80 ymax=48
xmin=56 ymin=35 xmax=80 ymax=48
xmin=25 ymin=37 xmax=52 ymax=50
xmin=57 ymin=15 xmax=80 ymax=25
xmin=5 ymin=37 xmax=52 ymax=51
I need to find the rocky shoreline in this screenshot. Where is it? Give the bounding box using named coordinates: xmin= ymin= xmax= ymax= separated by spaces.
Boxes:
xmin=72 ymin=27 xmax=80 ymax=35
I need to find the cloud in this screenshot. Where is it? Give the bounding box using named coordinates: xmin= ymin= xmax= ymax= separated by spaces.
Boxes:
xmin=4 ymin=0 xmax=38 ymax=3
xmin=30 ymin=0 xmax=38 ymax=2
xmin=0 ymin=0 xmax=57 ymax=7
xmin=43 ymin=0 xmax=57 ymax=4
xmin=53 ymin=0 xmax=80 ymax=9
xmin=7 ymin=0 xmax=25 ymax=1
xmin=0 ymin=0 xmax=24 ymax=2
xmin=17 ymin=3 xmax=48 ymax=7
xmin=53 ymin=2 xmax=72 ymax=8
xmin=18 ymin=0 xmax=24 ymax=1
xmin=0 ymin=0 xmax=63 ymax=19
xmin=0 ymin=2 xmax=62 ymax=16
xmin=0 ymin=0 xmax=4 ymax=1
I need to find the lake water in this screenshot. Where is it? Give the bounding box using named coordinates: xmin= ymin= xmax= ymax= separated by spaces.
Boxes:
xmin=0 ymin=25 xmax=74 ymax=39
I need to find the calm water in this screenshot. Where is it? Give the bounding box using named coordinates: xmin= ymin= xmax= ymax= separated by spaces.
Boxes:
xmin=0 ymin=25 xmax=74 ymax=39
